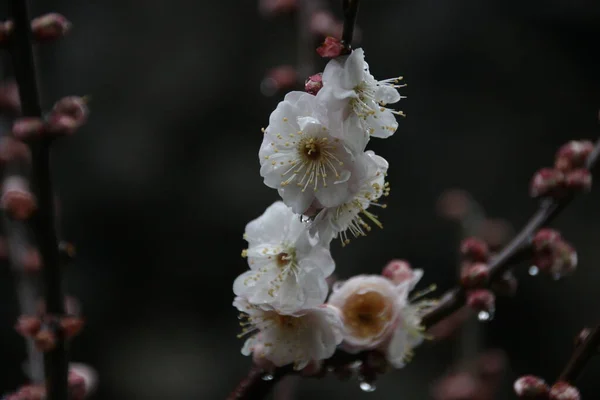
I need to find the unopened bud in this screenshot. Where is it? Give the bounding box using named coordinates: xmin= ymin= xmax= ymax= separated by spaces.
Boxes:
xmin=0 ymin=81 xmax=20 ymax=112
xmin=514 ymin=375 xmax=549 ymax=399
xmin=31 ymin=13 xmax=71 ymax=41
xmin=1 ymin=177 xmax=36 ymax=220
xmin=466 ymin=289 xmax=495 ymax=313
xmin=12 ymin=117 xmax=45 ymax=139
xmin=459 ymin=237 xmax=489 ymax=262
xmin=47 ymin=96 xmax=89 ymax=135
xmin=555 ymin=140 xmax=594 ymax=171
xmin=530 ymin=168 xmax=565 ymax=198
xmin=0 ymin=137 xmax=30 ymax=164
xmin=60 ymin=316 xmax=85 ymax=338
xmin=316 ymin=36 xmax=344 ymax=58
xmin=34 ymin=329 xmax=56 ymax=352
xmin=564 ymin=168 xmax=592 ymax=192
xmin=69 ymin=363 xmax=98 ymax=398
xmin=15 ymin=315 xmax=41 ymax=337
xmin=0 ymin=21 xmax=14 ymax=45
xmin=460 ymin=263 xmax=489 ymax=288
xmin=382 ymin=259 xmax=415 ymax=285
xmin=549 ymin=241 xmax=577 ymax=278
xmin=549 ymin=382 xmax=580 ymax=400
xmin=532 ymin=229 xmax=562 ymax=251
xmin=305 ymin=73 xmax=323 ymax=95
xmin=15 ymin=384 xmax=45 ymax=400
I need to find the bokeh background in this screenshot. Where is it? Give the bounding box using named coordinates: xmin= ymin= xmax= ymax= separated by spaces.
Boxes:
xmin=2 ymin=0 xmax=600 ymax=398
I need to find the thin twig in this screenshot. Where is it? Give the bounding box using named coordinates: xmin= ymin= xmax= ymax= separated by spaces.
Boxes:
xmin=558 ymin=325 xmax=600 ymax=383
xmin=341 ymin=0 xmax=359 ymax=51
xmin=8 ymin=0 xmax=68 ymax=399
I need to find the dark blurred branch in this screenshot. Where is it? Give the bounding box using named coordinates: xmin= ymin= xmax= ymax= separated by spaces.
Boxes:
xmin=422 ymin=137 xmax=600 ymax=328
xmin=341 ymin=0 xmax=359 ymax=51
xmin=8 ymin=0 xmax=68 ymax=399
xmin=558 ymin=325 xmax=600 ymax=383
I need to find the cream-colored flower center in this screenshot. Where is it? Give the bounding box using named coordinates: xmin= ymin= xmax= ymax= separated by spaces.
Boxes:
xmin=280 ymin=135 xmax=344 ymax=192
xmin=342 ymin=290 xmax=394 ymax=339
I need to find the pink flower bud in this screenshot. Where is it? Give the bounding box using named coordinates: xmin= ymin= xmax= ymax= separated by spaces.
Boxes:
xmin=549 ymin=241 xmax=577 ymax=278
xmin=460 ymin=263 xmax=490 ymax=288
xmin=549 ymin=382 xmax=580 ymax=400
xmin=15 ymin=384 xmax=45 ymax=400
xmin=47 ymin=96 xmax=89 ymax=135
xmin=513 ymin=375 xmax=549 ymax=398
xmin=316 ymin=36 xmax=344 ymax=58
xmin=555 ymin=140 xmax=594 ymax=171
xmin=60 ymin=316 xmax=85 ymax=338
xmin=530 ymin=168 xmax=565 ymax=198
xmin=15 ymin=315 xmax=41 ymax=337
xmin=532 ymin=229 xmax=562 ymax=251
xmin=12 ymin=117 xmax=45 ymax=139
xmin=466 ymin=289 xmax=495 ymax=313
xmin=564 ymin=168 xmax=592 ymax=192
xmin=460 ymin=237 xmax=489 ymax=262
xmin=69 ymin=363 xmax=98 ymax=398
xmin=1 ymin=177 xmax=36 ymax=220
xmin=0 ymin=21 xmax=14 ymax=45
xmin=382 ymin=259 xmax=414 ymax=285
xmin=31 ymin=13 xmax=71 ymax=41
xmin=0 ymin=137 xmax=30 ymax=164
xmin=305 ymin=73 xmax=323 ymax=95
xmin=34 ymin=329 xmax=56 ymax=352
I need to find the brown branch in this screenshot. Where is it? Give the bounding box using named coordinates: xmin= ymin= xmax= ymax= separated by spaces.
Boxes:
xmin=341 ymin=0 xmax=360 ymax=51
xmin=558 ymin=325 xmax=600 ymax=383
xmin=7 ymin=0 xmax=68 ymax=399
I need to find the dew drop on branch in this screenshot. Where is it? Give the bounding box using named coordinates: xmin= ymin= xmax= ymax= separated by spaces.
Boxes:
xmin=528 ymin=265 xmax=539 ymax=276
xmin=359 ymin=381 xmax=376 ymax=392
xmin=477 ymin=309 xmax=494 ymax=322
xmin=261 ymin=374 xmax=274 ymax=381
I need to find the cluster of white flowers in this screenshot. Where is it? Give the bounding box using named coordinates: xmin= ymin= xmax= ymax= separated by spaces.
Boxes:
xmin=233 ymin=48 xmax=430 ymax=372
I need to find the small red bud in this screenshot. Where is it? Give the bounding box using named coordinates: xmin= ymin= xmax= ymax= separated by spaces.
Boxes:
xmin=564 ymin=168 xmax=592 ymax=192
xmin=1 ymin=177 xmax=36 ymax=220
xmin=305 ymin=73 xmax=323 ymax=95
xmin=466 ymin=289 xmax=495 ymax=313
xmin=60 ymin=316 xmax=85 ymax=338
xmin=34 ymin=329 xmax=56 ymax=352
xmin=31 ymin=13 xmax=71 ymax=41
xmin=532 ymin=229 xmax=562 ymax=251
xmin=549 ymin=382 xmax=580 ymax=400
xmin=514 ymin=375 xmax=550 ymax=399
xmin=555 ymin=140 xmax=594 ymax=171
xmin=549 ymin=241 xmax=577 ymax=278
xmin=0 ymin=20 xmax=14 ymax=45
xmin=382 ymin=259 xmax=415 ymax=285
xmin=530 ymin=168 xmax=565 ymax=198
xmin=316 ymin=36 xmax=344 ymax=58
xmin=460 ymin=263 xmax=490 ymax=288
xmin=12 ymin=117 xmax=45 ymax=139
xmin=47 ymin=96 xmax=89 ymax=135
xmin=15 ymin=315 xmax=41 ymax=337
xmin=459 ymin=237 xmax=489 ymax=262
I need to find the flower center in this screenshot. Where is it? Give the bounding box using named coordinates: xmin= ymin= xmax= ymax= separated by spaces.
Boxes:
xmin=276 ymin=251 xmax=293 ymax=268
xmin=342 ymin=290 xmax=394 ymax=340
xmin=273 ymin=314 xmax=302 ymax=331
xmin=280 ymin=135 xmax=344 ymax=192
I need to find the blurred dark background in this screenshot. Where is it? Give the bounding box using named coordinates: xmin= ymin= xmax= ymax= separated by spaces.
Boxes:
xmin=2 ymin=0 xmax=600 ymax=398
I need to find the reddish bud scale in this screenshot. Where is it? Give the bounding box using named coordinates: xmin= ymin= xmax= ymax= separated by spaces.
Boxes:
xmin=549 ymin=382 xmax=580 ymax=400
xmin=555 ymin=140 xmax=594 ymax=171
xmin=530 ymin=168 xmax=565 ymax=198
xmin=31 ymin=13 xmax=71 ymax=41
xmin=514 ymin=375 xmax=550 ymax=399
xmin=47 ymin=96 xmax=90 ymax=135
xmin=460 ymin=237 xmax=489 ymax=262
xmin=305 ymin=73 xmax=323 ymax=96
xmin=466 ymin=289 xmax=495 ymax=312
xmin=317 ymin=36 xmax=344 ymax=58
xmin=60 ymin=316 xmax=85 ymax=338
xmin=564 ymin=169 xmax=592 ymax=192
xmin=1 ymin=177 xmax=36 ymax=220
xmin=12 ymin=117 xmax=45 ymax=139
xmin=460 ymin=263 xmax=490 ymax=288
xmin=550 ymin=241 xmax=577 ymax=277
xmin=0 ymin=137 xmax=30 ymax=164
xmin=34 ymin=329 xmax=56 ymax=352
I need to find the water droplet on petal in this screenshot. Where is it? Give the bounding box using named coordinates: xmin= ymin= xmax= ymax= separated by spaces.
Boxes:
xmin=262 ymin=374 xmax=274 ymax=381
xmin=528 ymin=265 xmax=539 ymax=276
xmin=359 ymin=381 xmax=376 ymax=392
xmin=477 ymin=309 xmax=494 ymax=322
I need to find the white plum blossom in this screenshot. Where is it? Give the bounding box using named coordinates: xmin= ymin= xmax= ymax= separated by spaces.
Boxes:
xmin=317 ymin=48 xmax=405 ymax=139
xmin=310 ymin=150 xmax=389 ymax=246
xmin=259 ymin=91 xmax=366 ymax=214
xmin=234 ymin=297 xmax=344 ymax=370
xmin=327 ymin=272 xmax=435 ymax=368
xmin=233 ymin=201 xmax=335 ymax=314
